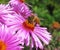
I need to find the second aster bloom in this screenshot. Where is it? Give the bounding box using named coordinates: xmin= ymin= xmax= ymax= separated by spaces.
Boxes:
xmin=9 ymin=0 xmax=32 ymax=18
xmin=0 ymin=4 xmax=15 ymax=24
xmin=5 ymin=13 xmax=52 ymax=50
xmin=0 ymin=25 xmax=23 ymax=50
xmin=0 ymin=4 xmax=14 ymax=14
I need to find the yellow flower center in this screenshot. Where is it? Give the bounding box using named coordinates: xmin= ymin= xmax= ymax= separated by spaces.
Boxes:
xmin=0 ymin=40 xmax=6 ymax=50
xmin=23 ymin=20 xmax=34 ymax=31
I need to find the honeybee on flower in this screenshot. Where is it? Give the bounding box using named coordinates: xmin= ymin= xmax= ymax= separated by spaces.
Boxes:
xmin=5 ymin=12 xmax=52 ymax=50
xmin=0 ymin=0 xmax=52 ymax=50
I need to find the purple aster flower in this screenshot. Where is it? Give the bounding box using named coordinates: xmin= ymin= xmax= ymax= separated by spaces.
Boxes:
xmin=0 ymin=4 xmax=15 ymax=24
xmin=9 ymin=0 xmax=32 ymax=18
xmin=0 ymin=25 xmax=23 ymax=50
xmin=0 ymin=4 xmax=14 ymax=14
xmin=5 ymin=13 xmax=52 ymax=50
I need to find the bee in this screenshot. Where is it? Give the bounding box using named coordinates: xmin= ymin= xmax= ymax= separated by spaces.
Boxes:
xmin=28 ymin=13 xmax=40 ymax=25
xmin=31 ymin=13 xmax=40 ymax=24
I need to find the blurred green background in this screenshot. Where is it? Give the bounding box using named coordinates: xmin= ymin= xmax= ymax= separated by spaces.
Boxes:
xmin=0 ymin=0 xmax=60 ymax=50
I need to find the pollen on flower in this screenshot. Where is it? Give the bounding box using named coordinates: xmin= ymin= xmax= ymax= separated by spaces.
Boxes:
xmin=0 ymin=40 xmax=6 ymax=50
xmin=23 ymin=20 xmax=34 ymax=31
